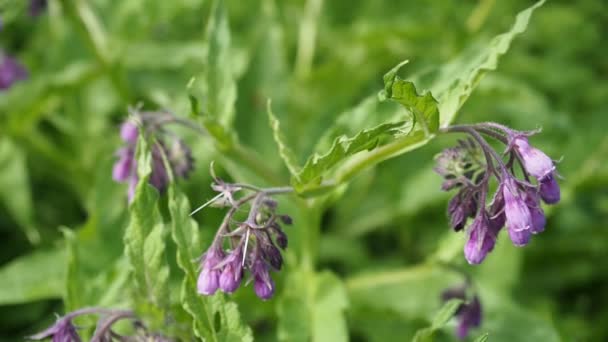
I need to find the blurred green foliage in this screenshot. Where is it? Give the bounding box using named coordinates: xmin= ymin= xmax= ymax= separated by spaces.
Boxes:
xmin=0 ymin=0 xmax=607 ymax=341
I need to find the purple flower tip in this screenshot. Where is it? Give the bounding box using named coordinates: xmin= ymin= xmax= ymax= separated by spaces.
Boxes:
xmin=464 ymin=212 xmax=500 ymax=265
xmin=441 ymin=286 xmax=482 ymax=339
xmin=112 ymin=148 xmax=135 ymax=182
xmin=219 ymin=247 xmax=244 ymax=294
xmin=539 ymin=174 xmax=560 ymax=204
xmin=120 ymin=121 xmax=139 ymax=144
xmin=252 ymin=259 xmax=275 ymax=300
xmin=197 ymin=248 xmax=224 ymax=296
xmin=0 ymin=56 xmax=28 ymax=90
xmin=512 ymin=136 xmax=555 ymax=180
xmin=502 ymin=178 xmax=533 ymax=246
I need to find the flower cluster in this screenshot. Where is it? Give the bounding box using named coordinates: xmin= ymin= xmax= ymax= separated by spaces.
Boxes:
xmin=195 ymin=176 xmax=292 ymax=300
xmin=0 ymin=54 xmax=28 ymax=90
xmin=441 ymin=284 xmax=482 ymax=339
xmin=28 ymin=307 xmax=173 ymax=342
xmin=435 ymin=123 xmax=561 ymax=264
xmin=112 ymin=110 xmax=195 ymax=201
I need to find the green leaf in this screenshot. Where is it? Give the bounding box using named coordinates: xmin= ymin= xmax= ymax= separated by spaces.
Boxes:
xmin=380 ymin=61 xmax=439 ymax=134
xmin=412 ymin=298 xmax=463 ymax=342
xmin=474 ymin=333 xmax=490 ymax=342
xmin=431 ymin=0 xmax=546 ymax=127
xmin=123 ymin=136 xmax=171 ymax=326
xmin=267 ymin=100 xmax=301 ymax=177
xmin=293 ymin=119 xmax=412 ymax=193
xmin=278 ymin=270 xmax=349 ymax=342
xmin=168 ymin=185 xmax=253 ymax=341
xmin=0 ymin=248 xmax=65 ymax=305
xmin=0 ymin=137 xmax=39 ymax=243
xmin=205 ymin=0 xmax=236 ymax=128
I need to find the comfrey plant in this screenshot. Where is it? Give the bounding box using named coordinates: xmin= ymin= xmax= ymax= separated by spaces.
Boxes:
xmin=28 ymin=307 xmax=173 ymax=342
xmin=192 ymin=168 xmax=293 ymax=300
xmin=436 ymin=123 xmax=560 ymax=264
xmin=112 ymin=109 xmax=196 ymax=201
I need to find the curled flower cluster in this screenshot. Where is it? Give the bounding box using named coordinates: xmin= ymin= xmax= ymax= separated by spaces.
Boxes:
xmin=435 ymin=123 xmax=561 ymax=264
xmin=112 ymin=110 xmax=195 ymax=201
xmin=441 ymin=284 xmax=482 ymax=339
xmin=195 ymin=176 xmax=292 ymax=300
xmin=28 ymin=307 xmax=173 ymax=342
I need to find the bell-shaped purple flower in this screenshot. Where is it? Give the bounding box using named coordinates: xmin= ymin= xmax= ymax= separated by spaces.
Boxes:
xmin=525 ymin=190 xmax=546 ymax=234
xmin=512 ymin=136 xmax=555 ymax=180
xmin=29 ymin=316 xmax=81 ymax=342
xmin=502 ymin=177 xmax=532 ymax=246
xmin=112 ymin=148 xmax=135 ymax=182
xmin=149 ymin=144 xmax=170 ymax=192
xmin=539 ymin=173 xmax=560 ymax=204
xmin=464 ymin=211 xmax=500 ymax=264
xmin=488 ymin=186 xmax=506 ymax=230
xmin=251 ymin=258 xmax=275 ymax=300
xmin=448 ymin=190 xmax=477 ymax=232
xmin=197 ymin=247 xmax=225 ymax=296
xmin=219 ymin=246 xmax=244 ymax=294
xmin=120 ymin=121 xmax=139 ymax=144
xmin=0 ymin=55 xmax=28 ymax=90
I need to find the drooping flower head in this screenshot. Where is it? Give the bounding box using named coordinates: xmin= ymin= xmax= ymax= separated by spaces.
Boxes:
xmin=29 ymin=315 xmax=81 ymax=342
xmin=194 ymin=176 xmax=292 ymax=300
xmin=112 ymin=110 xmax=196 ymax=201
xmin=0 ymin=54 xmax=28 ymax=90
xmin=437 ymin=123 xmax=560 ymax=263
xmin=441 ymin=285 xmax=482 ymax=339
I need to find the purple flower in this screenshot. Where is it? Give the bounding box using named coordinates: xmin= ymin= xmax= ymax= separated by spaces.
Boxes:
xmin=197 ymin=247 xmax=224 ymax=295
xmin=120 ymin=121 xmax=139 ymax=144
xmin=511 ymin=136 xmax=555 ymax=180
xmin=251 ymin=259 xmax=275 ymax=300
xmin=502 ymin=177 xmax=532 ymax=246
xmin=29 ymin=316 xmax=81 ymax=342
xmin=29 ymin=0 xmax=48 ymax=17
xmin=448 ymin=190 xmax=478 ymax=232
xmin=539 ymin=173 xmax=560 ymax=204
xmin=112 ymin=148 xmax=135 ymax=182
xmin=441 ymin=286 xmax=482 ymax=339
xmin=464 ymin=211 xmax=500 ymax=264
xmin=525 ymin=190 xmax=546 ymax=234
xmin=219 ymin=245 xmax=244 ymax=294
xmin=0 ymin=55 xmax=28 ymax=90
xmin=149 ymin=144 xmax=170 ymax=191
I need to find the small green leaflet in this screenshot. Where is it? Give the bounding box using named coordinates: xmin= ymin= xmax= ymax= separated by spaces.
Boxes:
xmin=123 ymin=135 xmax=171 ymax=327
xmin=412 ymin=298 xmax=463 ymax=342
xmin=474 ymin=333 xmax=490 ymax=342
xmin=168 ymin=185 xmax=253 ymax=342
xmin=379 ymin=60 xmax=440 ymax=134
xmin=267 ymin=100 xmax=301 ymax=177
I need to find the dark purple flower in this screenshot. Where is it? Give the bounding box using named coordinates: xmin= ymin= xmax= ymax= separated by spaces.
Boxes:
xmin=29 ymin=0 xmax=48 ymax=17
xmin=29 ymin=316 xmax=81 ymax=342
xmin=511 ymin=136 xmax=555 ymax=180
xmin=502 ymin=177 xmax=532 ymax=246
xmin=252 ymin=258 xmax=275 ymax=300
xmin=539 ymin=173 xmax=560 ymax=204
xmin=448 ymin=190 xmax=478 ymax=232
xmin=0 ymin=55 xmax=28 ymax=90
xmin=525 ymin=190 xmax=546 ymax=234
xmin=197 ymin=247 xmax=224 ymax=295
xmin=219 ymin=245 xmax=244 ymax=294
xmin=488 ymin=186 xmax=506 ymax=230
xmin=441 ymin=286 xmax=482 ymax=339
xmin=149 ymin=144 xmax=170 ymax=191
xmin=464 ymin=211 xmax=500 ymax=264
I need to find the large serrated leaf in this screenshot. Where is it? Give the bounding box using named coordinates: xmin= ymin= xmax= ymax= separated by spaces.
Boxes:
xmin=168 ymin=185 xmax=253 ymax=342
xmin=278 ymin=270 xmax=349 ymax=342
xmin=267 ymin=101 xmax=301 ymax=177
xmin=292 ymin=120 xmax=411 ymax=193
xmin=205 ymin=0 xmax=236 ymax=128
xmin=123 ymin=136 xmax=170 ymax=327
xmin=432 ymin=0 xmax=546 ymax=127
